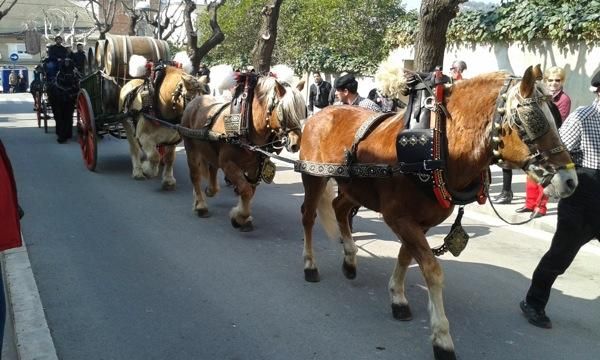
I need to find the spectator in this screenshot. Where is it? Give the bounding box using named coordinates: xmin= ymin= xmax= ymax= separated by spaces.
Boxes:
xmin=308 ymin=71 xmax=332 ymax=115
xmin=1 ymin=138 xmax=24 ymax=352
xmin=516 ymin=66 xmax=572 ymax=218
xmin=333 ymin=73 xmax=381 ymax=230
xmin=450 ymin=60 xmax=467 ymax=81
xmin=69 ymin=43 xmax=86 ymax=75
xmin=333 ymin=73 xmax=381 ymax=111
xmin=520 ymin=70 xmax=600 ymax=329
xmin=8 ymin=70 xmax=19 ymax=93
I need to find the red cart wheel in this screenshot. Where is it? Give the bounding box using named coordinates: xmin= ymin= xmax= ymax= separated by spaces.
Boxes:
xmin=76 ymin=89 xmax=97 ymax=171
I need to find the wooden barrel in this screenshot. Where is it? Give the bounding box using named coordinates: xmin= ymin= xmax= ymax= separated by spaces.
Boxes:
xmin=95 ymin=40 xmax=107 ymax=71
xmin=104 ymin=35 xmax=170 ymax=78
xmin=87 ymin=47 xmax=96 ymax=74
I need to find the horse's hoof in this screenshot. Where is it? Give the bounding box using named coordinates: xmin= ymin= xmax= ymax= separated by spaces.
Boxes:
xmin=196 ymin=208 xmax=210 ymax=218
xmin=304 ymin=268 xmax=320 ymax=282
xmin=132 ymin=174 xmax=145 ymax=180
xmin=342 ymin=261 xmax=356 ymax=279
xmin=239 ymin=221 xmax=254 ymax=232
xmin=205 ymin=187 xmax=217 ymax=197
xmin=162 ymin=182 xmax=176 ymax=191
xmin=433 ymin=346 xmax=457 ymax=360
xmin=391 ymin=303 xmax=413 ymax=321
xmin=231 ymin=218 xmax=241 ymax=228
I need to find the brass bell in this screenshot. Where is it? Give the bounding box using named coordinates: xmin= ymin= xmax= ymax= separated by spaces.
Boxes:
xmin=501 ymin=93 xmax=508 ymax=100
xmin=497 ymin=107 xmax=506 ymax=115
xmin=493 ymin=150 xmax=501 ymax=158
xmin=494 ymin=122 xmax=501 ymax=130
xmin=492 ymin=136 xmax=501 ymax=143
xmin=497 ymin=159 xmax=504 ymax=164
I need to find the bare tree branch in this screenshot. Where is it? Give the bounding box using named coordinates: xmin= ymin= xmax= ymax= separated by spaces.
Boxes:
xmin=86 ymin=0 xmax=117 ymax=39
xmin=0 ymin=0 xmax=17 ymax=22
xmin=121 ymin=0 xmax=141 ymax=36
xmin=184 ymin=0 xmax=226 ymax=74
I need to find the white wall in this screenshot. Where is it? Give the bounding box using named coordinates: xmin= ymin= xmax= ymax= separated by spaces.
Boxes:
xmin=393 ymin=41 xmax=600 ymax=110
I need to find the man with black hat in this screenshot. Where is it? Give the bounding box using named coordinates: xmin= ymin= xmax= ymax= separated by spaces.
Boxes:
xmin=47 ymin=35 xmax=68 ymax=62
xmin=519 ymin=70 xmax=600 ymax=329
xmin=333 ymin=73 xmax=381 ymax=112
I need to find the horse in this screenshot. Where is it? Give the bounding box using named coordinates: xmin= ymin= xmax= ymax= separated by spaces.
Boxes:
xmin=297 ymin=65 xmax=578 ymax=360
xmin=181 ymin=67 xmax=306 ymax=231
xmin=118 ymin=54 xmax=210 ymax=190
xmin=47 ymin=59 xmax=80 ymax=143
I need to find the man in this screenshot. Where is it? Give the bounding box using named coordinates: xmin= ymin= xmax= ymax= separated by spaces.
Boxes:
xmin=333 ymin=73 xmax=381 ymax=112
xmin=308 ymin=71 xmax=332 ymax=115
xmin=69 ymin=43 xmax=86 ymax=75
xmin=450 ymin=60 xmax=467 ymax=80
xmin=47 ymin=36 xmax=68 ymax=62
xmin=520 ymin=70 xmax=600 ymax=329
xmin=333 ymin=73 xmax=381 ymax=231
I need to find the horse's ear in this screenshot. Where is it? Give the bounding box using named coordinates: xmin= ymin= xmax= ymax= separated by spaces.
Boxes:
xmin=532 ymin=64 xmax=543 ymax=81
xmin=520 ymin=65 xmax=535 ymax=98
xmin=296 ymin=79 xmax=305 ymax=91
xmin=275 ymin=80 xmax=287 ymax=98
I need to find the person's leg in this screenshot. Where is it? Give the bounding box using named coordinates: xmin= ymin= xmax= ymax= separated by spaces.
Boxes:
xmin=534 ymin=184 xmax=548 ymax=215
xmin=494 ymin=168 xmax=513 ymax=203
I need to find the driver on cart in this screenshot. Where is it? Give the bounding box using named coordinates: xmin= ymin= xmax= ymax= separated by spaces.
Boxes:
xmin=44 ymin=36 xmax=69 ymax=81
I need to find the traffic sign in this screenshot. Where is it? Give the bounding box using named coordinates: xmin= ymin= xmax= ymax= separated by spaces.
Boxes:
xmin=9 ymin=53 xmax=19 ymax=62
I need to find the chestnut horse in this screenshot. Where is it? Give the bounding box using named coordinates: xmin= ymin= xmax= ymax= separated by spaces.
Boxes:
xmin=298 ymin=66 xmax=578 ymax=360
xmin=119 ymin=62 xmax=209 ymax=189
xmin=181 ymin=70 xmax=306 ymax=230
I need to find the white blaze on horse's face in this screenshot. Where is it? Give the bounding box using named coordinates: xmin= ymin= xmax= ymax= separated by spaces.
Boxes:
xmin=270 ymin=80 xmax=305 ymax=153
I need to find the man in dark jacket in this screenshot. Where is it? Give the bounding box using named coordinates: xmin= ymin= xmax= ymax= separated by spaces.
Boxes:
xmin=69 ymin=43 xmax=86 ymax=75
xmin=308 ymin=71 xmax=332 ymax=115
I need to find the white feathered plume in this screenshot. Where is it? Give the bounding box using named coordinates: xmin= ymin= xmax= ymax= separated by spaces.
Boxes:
xmin=209 ymin=64 xmax=237 ymax=91
xmin=270 ymin=64 xmax=296 ymax=86
xmin=129 ymin=55 xmax=149 ymax=78
xmin=173 ymin=51 xmax=193 ymax=74
xmin=374 ymin=49 xmax=408 ymax=100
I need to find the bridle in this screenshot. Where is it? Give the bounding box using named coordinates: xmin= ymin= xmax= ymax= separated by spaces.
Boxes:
xmin=264 ymin=83 xmax=303 ymax=150
xmin=491 ymin=77 xmax=575 ymax=186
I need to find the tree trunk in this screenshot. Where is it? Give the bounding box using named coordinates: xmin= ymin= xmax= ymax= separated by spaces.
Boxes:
xmin=251 ymin=0 xmax=283 ymax=74
xmin=414 ymin=0 xmax=466 ymax=72
xmin=184 ymin=0 xmax=225 ymax=74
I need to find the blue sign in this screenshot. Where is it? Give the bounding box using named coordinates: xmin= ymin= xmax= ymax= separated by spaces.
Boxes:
xmin=9 ymin=53 xmax=19 ymax=62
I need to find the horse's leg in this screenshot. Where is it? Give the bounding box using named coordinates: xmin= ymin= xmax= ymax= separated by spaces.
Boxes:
xmin=332 ymin=191 xmax=359 ymax=279
xmin=301 ymin=174 xmax=331 ymax=282
xmin=389 ymin=245 xmax=414 ymax=320
xmin=122 ymin=118 xmax=145 ymax=179
xmin=160 ymin=145 xmax=177 ymax=190
xmin=186 ymin=145 xmax=210 ymax=217
xmin=204 ymin=165 xmax=220 ymax=197
xmin=384 ymin=218 xmax=456 ymax=360
xmin=223 ymin=163 xmax=255 ymax=231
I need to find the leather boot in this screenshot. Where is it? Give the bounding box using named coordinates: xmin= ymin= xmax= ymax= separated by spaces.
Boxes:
xmin=493 ymin=190 xmax=513 ymax=204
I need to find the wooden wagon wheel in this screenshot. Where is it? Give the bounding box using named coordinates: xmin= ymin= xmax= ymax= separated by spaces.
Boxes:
xmin=76 ymin=89 xmax=97 ymax=171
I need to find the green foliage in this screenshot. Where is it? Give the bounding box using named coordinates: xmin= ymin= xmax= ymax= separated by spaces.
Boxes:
xmin=197 ymin=0 xmax=405 ymax=75
xmin=386 ymin=0 xmax=600 ymax=47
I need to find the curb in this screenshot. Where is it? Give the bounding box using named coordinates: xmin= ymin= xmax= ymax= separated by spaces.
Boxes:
xmin=2 ymin=241 xmax=58 ymax=360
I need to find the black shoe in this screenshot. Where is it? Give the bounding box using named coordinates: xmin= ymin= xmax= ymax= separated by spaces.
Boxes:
xmin=515 ymin=206 xmax=534 ymax=213
xmin=57 ymin=138 xmax=67 ymax=144
xmin=520 ymin=300 xmax=552 ymax=329
xmin=530 ymin=211 xmax=545 ymax=219
xmin=493 ymin=190 xmax=513 ymax=204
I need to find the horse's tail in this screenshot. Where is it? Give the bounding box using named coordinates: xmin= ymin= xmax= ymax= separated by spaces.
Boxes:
xmin=316 ymin=179 xmax=340 ymax=240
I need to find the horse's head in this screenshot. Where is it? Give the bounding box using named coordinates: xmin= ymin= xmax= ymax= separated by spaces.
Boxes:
xmin=255 ymin=75 xmax=306 ymax=152
xmin=498 ymin=65 xmax=577 ymax=198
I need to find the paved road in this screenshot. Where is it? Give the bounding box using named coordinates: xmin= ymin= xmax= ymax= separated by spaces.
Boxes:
xmin=1 ymin=93 xmax=599 ymax=360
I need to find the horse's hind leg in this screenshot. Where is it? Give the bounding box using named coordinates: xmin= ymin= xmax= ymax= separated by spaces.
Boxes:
xmin=186 ymin=144 xmax=210 ymax=217
xmin=161 ymin=145 xmax=177 ymax=190
xmin=389 ymin=245 xmax=414 ymax=320
xmin=301 ymin=174 xmax=331 ymax=282
xmin=385 ymin=218 xmax=456 ymax=360
xmin=204 ymin=165 xmax=220 ymax=197
xmin=332 ymin=192 xmax=359 ymax=279
xmin=122 ymin=118 xmax=144 ymax=179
